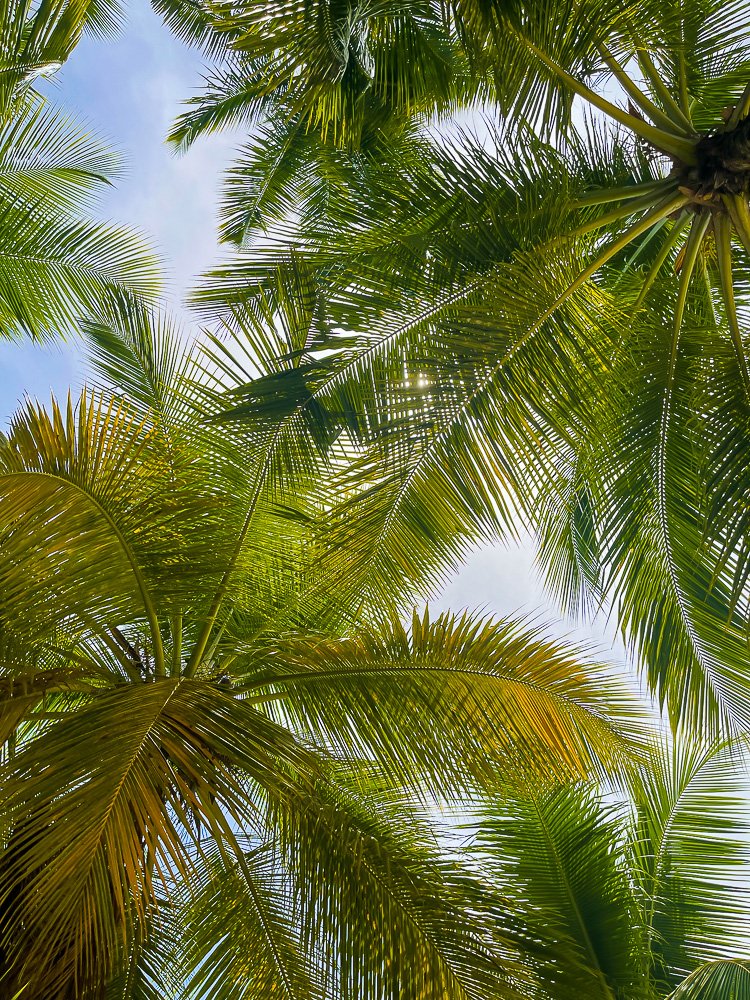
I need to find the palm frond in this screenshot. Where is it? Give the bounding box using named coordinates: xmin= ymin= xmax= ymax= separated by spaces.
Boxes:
xmin=267 ymin=767 xmax=523 ymax=1000
xmin=0 ymin=92 xmax=120 ymax=211
xmin=168 ymin=839 xmax=325 ymax=1000
xmin=240 ymin=608 xmax=646 ymax=791
xmin=473 ymin=783 xmax=643 ymax=1000
xmin=0 ymin=0 xmax=124 ymax=110
xmin=630 ymin=736 xmax=750 ymax=984
xmin=0 ymin=679 xmax=313 ymax=996
xmin=0 ymin=197 xmax=160 ymax=341
xmin=669 ymin=959 xmax=750 ymax=999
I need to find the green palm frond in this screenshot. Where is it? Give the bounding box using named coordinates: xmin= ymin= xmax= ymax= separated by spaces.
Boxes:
xmin=0 ymin=299 xmax=654 ymax=995
xmin=171 ymin=4 xmax=750 ymax=731
xmin=630 ymin=737 xmax=750 ymax=983
xmin=0 ymin=393 xmax=162 ymax=645
xmin=83 ymin=291 xmax=198 ymax=425
xmin=130 ymin=778 xmax=525 ymax=1000
xmin=149 ymin=0 xmax=240 ymax=58
xmin=0 ymin=198 xmax=159 ymax=340
xmin=0 ymin=0 xmax=124 ymax=110
xmin=174 ymin=839 xmax=324 ymax=1000
xmin=669 ymin=960 xmax=750 ymax=998
xmin=0 ymin=678 xmax=313 ymax=997
xmin=474 ymin=784 xmax=643 ymax=1000
xmin=0 ymin=93 xmax=120 ymax=210
xmin=0 ymin=2 xmax=163 ymax=343
xmin=240 ymin=609 xmax=645 ymax=790
xmin=266 ymin=768 xmax=522 ymax=1000
xmin=168 ymin=62 xmax=278 ymax=153
xmin=471 ymin=736 xmax=750 ymax=1000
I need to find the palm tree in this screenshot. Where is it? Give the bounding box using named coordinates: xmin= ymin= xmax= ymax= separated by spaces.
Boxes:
xmin=470 ymin=737 xmax=750 ymax=999
xmin=0 ymin=0 xmax=159 ymax=341
xmin=0 ymin=293 xmax=642 ymax=998
xmin=151 ymin=0 xmax=750 ymax=734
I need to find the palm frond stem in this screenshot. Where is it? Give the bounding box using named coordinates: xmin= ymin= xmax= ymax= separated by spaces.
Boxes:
xmin=513 ymin=32 xmax=697 ymax=162
xmin=12 ymin=470 xmax=173 ymax=676
xmin=702 ymin=255 xmax=719 ymax=325
xmin=724 ymin=194 xmax=750 ymax=255
xmin=505 ymin=192 xmax=690 ymax=364
xmin=614 ymin=218 xmax=671 ymax=280
xmin=632 ymin=216 xmax=692 ymax=311
xmin=78 ymin=619 xmax=143 ymax=681
xmin=628 ymin=31 xmax=695 ymax=132
xmin=184 ymin=429 xmax=281 ymax=678
xmin=170 ymin=614 xmax=183 ymax=678
xmin=678 ymin=50 xmax=691 ymax=117
xmin=714 ymin=212 xmax=750 ymax=402
xmin=575 ymin=179 xmax=672 ymax=207
xmin=596 ymin=42 xmax=692 ymax=137
xmin=232 ymin=846 xmax=301 ymax=1000
xmin=727 ymin=81 xmax=750 ymax=129
xmin=654 ymin=211 xmax=712 ymax=696
xmin=528 ymin=792 xmax=617 ymax=1000
xmin=570 ymin=186 xmax=676 ymax=238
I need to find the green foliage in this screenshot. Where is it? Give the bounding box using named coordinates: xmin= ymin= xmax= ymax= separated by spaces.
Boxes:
xmin=0 ymin=0 xmax=125 ymax=110
xmin=0 ymin=300 xmax=644 ymax=997
xmin=472 ymin=737 xmax=750 ymax=999
xmin=0 ymin=1 xmax=158 ymax=342
xmin=670 ymin=961 xmax=750 ymax=999
xmin=156 ymin=0 xmax=750 ymax=734
xmin=5 ymin=2 xmax=750 ymax=996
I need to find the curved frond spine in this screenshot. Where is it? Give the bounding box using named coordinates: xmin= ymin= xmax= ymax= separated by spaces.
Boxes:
xmin=653 ymin=212 xmax=714 ymax=710
xmin=629 ymin=36 xmax=695 ymax=133
xmin=596 ymin=41 xmax=692 ymax=137
xmin=714 ymin=212 xmax=750 ymax=403
xmin=632 ymin=217 xmax=691 ymax=311
xmin=503 ymin=192 xmax=690 ymax=365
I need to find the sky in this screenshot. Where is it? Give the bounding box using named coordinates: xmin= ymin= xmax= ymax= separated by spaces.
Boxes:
xmin=0 ymin=0 xmax=636 ymax=672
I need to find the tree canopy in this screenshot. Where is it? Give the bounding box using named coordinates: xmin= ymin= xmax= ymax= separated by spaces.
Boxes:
xmin=153 ymin=0 xmax=750 ymax=736
xmin=0 ymin=294 xmax=645 ymax=998
xmin=4 ymin=1 xmax=750 ymax=997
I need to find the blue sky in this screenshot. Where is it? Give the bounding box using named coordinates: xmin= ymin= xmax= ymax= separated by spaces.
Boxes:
xmin=0 ymin=0 xmax=236 ymax=418
xmin=0 ymin=0 xmax=631 ymax=656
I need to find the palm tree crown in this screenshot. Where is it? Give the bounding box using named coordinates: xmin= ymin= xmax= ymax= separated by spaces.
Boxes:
xmin=0 ymin=295 xmax=642 ymax=998
xmin=147 ymin=0 xmax=750 ymax=734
